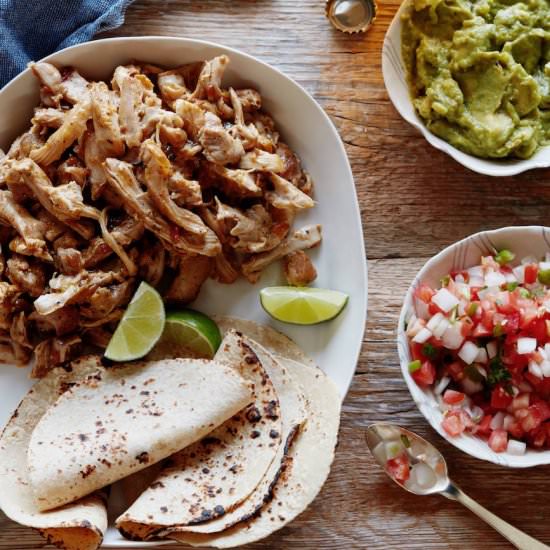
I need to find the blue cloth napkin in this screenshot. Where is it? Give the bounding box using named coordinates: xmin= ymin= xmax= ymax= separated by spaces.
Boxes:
xmin=0 ymin=0 xmax=134 ymax=88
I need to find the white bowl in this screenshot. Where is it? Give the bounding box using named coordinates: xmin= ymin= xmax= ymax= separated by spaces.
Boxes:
xmin=382 ymin=2 xmax=550 ymax=177
xmin=0 ymin=37 xmax=367 ymax=546
xmin=398 ymin=226 xmax=550 ymax=467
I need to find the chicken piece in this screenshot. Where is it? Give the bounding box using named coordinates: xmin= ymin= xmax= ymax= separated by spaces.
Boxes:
xmin=80 ymin=280 xmax=133 ymax=320
xmin=159 ymin=125 xmax=188 ymax=148
xmin=2 ymin=159 xmax=34 ymax=203
xmin=158 ymin=71 xmax=188 ymax=106
xmin=0 ymin=190 xmax=51 ymax=261
xmin=56 ymin=247 xmax=83 ymax=275
xmin=235 ymin=89 xmax=262 ymax=111
xmin=8 ymin=158 xmax=100 ymax=223
xmin=228 ymin=88 xmax=259 ymax=150
xmin=30 ymin=63 xmax=90 ymax=105
xmin=283 ymin=250 xmax=317 ymax=286
xmin=29 ymin=98 xmax=92 ymax=166
xmin=52 ymin=231 xmax=81 ymax=251
xmin=240 ymin=149 xmax=284 ymax=172
xmin=174 ymin=99 xmax=206 ymax=140
xmin=215 ymin=199 xmax=283 ymax=253
xmin=141 ymin=140 xmax=219 ymax=248
xmin=83 ymin=131 xmax=108 ymax=199
xmin=105 ymin=158 xmax=216 ymax=257
xmin=165 ymin=254 xmax=212 ymax=303
xmin=191 ymin=55 xmax=229 ymax=101
xmin=82 ymin=215 xmax=143 ymax=269
xmin=198 ymin=111 xmax=244 ymax=165
xmin=31 ymin=335 xmax=82 ymax=378
xmin=10 ymin=311 xmax=32 ymax=349
xmin=6 ymin=255 xmax=46 ymax=297
xmin=203 ymin=162 xmax=261 ymax=197
xmin=32 ymin=107 xmax=65 ymax=129
xmin=84 ymin=327 xmax=112 ymax=348
xmin=112 ymin=66 xmax=146 ymax=148
xmin=242 ymin=224 xmax=322 ymax=282
xmin=211 ymin=250 xmax=240 ymax=284
xmin=57 ymin=156 xmax=88 ymax=187
xmin=29 ymin=305 xmax=79 ymax=336
xmin=276 ymin=142 xmax=312 ymax=194
xmin=138 ymin=239 xmax=166 ymax=287
xmin=0 ymin=343 xmax=17 ymax=363
xmin=248 ymin=112 xmax=279 ymax=152
xmin=141 ymin=106 xmax=183 ymax=138
xmin=266 ymin=173 xmax=315 ymax=211
xmin=0 ymin=282 xmax=19 ymax=330
xmin=169 ymin=171 xmax=202 ymax=207
xmin=34 ymin=270 xmax=117 ymax=316
xmin=81 ymin=309 xmax=123 ymax=328
xmin=90 ymin=81 xmax=125 ymax=156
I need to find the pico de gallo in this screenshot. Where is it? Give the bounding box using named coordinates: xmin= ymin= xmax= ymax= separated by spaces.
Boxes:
xmin=406 ymin=250 xmax=550 ymax=455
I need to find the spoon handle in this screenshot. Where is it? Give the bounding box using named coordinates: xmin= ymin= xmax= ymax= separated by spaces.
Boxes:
xmin=441 ymin=482 xmax=549 ymax=550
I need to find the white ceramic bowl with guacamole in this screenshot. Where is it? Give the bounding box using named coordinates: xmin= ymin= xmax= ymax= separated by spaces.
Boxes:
xmin=398 ymin=226 xmax=550 ymax=468
xmin=382 ymin=1 xmax=550 ymax=177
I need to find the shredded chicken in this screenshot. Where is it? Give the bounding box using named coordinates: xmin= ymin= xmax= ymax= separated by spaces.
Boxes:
xmin=242 ymin=224 xmax=322 ymax=282
xmin=283 ymin=250 xmax=317 ymax=286
xmin=0 ymin=56 xmax=319 ymax=373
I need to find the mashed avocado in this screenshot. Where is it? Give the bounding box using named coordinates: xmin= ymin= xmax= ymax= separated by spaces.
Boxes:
xmin=402 ymin=0 xmax=550 ymax=159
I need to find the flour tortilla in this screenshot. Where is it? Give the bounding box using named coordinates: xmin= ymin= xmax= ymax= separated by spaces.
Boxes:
xmin=116 ymin=331 xmax=283 ymax=539
xmin=0 ymin=355 xmax=108 ymax=550
xmin=169 ymin=355 xmax=341 ymax=548
xmin=161 ymin=335 xmax=308 ymax=536
xmin=28 ymin=358 xmax=253 ymax=511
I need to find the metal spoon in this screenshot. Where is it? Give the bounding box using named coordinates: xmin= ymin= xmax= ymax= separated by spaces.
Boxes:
xmin=365 ymin=423 xmax=549 ymax=550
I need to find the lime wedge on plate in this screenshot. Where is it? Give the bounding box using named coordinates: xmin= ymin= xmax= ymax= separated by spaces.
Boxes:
xmin=157 ymin=309 xmax=222 ymax=359
xmin=104 ymin=282 xmax=166 ymax=361
xmin=260 ymin=286 xmax=348 ymax=325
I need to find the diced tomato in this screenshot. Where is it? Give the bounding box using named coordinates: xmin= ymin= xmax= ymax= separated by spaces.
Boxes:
xmin=489 ymin=429 xmax=508 ymax=452
xmin=491 ymin=385 xmax=513 ymax=410
xmin=481 ymin=308 xmax=495 ymax=330
xmin=443 ymin=389 xmax=465 ymax=405
xmin=524 ymin=264 xmax=538 ymax=285
xmin=386 ymin=454 xmax=410 ymax=483
xmin=502 ymin=312 xmax=520 ymax=335
xmin=524 ymin=317 xmax=549 ymax=345
xmin=428 ymin=302 xmax=443 ymax=316
xmin=473 ymin=414 xmax=492 ymax=436
xmin=446 ymin=361 xmax=465 ymax=382
xmin=473 ymin=323 xmax=492 ymax=338
xmin=460 ymin=317 xmax=474 ymax=337
xmin=442 ymin=411 xmax=466 ymax=437
xmin=520 ymin=406 xmax=544 ymax=432
xmin=415 ymin=284 xmax=435 ymax=304
xmin=411 ymin=360 xmax=435 ymax=387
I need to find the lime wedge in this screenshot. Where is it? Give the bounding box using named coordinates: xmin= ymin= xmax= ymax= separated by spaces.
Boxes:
xmin=104 ymin=282 xmax=165 ymax=361
xmin=260 ymin=286 xmax=348 ymax=325
xmin=156 ymin=309 xmax=222 ymax=359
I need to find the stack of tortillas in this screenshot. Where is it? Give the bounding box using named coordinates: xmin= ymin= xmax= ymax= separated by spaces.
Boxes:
xmin=0 ymin=317 xmax=341 ymax=549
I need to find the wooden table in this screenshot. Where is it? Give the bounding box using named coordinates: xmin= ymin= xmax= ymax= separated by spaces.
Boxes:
xmin=3 ymin=0 xmax=550 ymax=548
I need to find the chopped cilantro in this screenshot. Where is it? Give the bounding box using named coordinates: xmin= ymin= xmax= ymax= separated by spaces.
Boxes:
xmin=519 ymin=287 xmax=531 ymax=299
xmin=400 ymin=434 xmax=411 ymax=448
xmin=487 ymin=357 xmax=511 ymax=387
xmin=440 ymin=275 xmax=451 ymax=287
xmin=422 ymin=342 xmax=437 ymax=359
xmin=506 ymin=282 xmax=518 ymax=292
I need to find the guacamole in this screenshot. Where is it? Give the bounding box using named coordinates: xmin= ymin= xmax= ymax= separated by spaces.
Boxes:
xmin=401 ymin=0 xmax=550 ymax=159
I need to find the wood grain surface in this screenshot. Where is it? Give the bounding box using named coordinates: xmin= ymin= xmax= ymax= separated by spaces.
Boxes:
xmin=3 ymin=0 xmax=550 ymax=549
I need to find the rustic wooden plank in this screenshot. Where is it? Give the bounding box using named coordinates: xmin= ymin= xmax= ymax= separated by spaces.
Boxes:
xmin=3 ymin=0 xmax=550 ymax=548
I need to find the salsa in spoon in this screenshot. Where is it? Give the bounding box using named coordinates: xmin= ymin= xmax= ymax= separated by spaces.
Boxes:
xmin=365 ymin=423 xmax=549 ymax=550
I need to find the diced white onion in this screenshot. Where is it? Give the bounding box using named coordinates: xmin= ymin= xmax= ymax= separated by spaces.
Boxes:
xmin=467 ymin=265 xmax=484 ymax=278
xmin=476 ymin=365 xmax=487 ymax=378
xmin=477 ymin=286 xmax=499 ymax=301
xmin=485 ymin=271 xmax=507 ymax=287
xmin=433 ymin=318 xmax=450 ymax=338
xmin=541 ymin=360 xmax=550 ymax=378
xmin=434 ymin=376 xmax=451 ymax=395
xmin=529 ymin=360 xmax=543 ymax=379
xmin=468 ymin=276 xmax=485 ymax=287
xmin=406 ymin=318 xmax=425 ymax=338
xmin=372 ymin=441 xmax=387 ymax=465
xmin=455 ymin=274 xmax=465 ymax=283
xmin=487 ymin=341 xmax=498 ymax=359
xmin=539 ymin=346 xmax=548 ymax=360
xmin=544 ymin=343 xmax=550 ymax=358
xmin=503 ymin=414 xmax=515 ymax=430
xmin=490 ymin=411 xmax=505 ymax=430
xmin=414 ymin=297 xmax=430 ymax=320
xmin=454 ymin=283 xmax=471 ymax=301
xmin=513 ymin=265 xmax=525 ymax=284
xmin=458 ymin=341 xmax=480 ymax=365
xmin=385 ymin=440 xmax=404 ymax=460
xmin=510 ymin=393 xmax=530 ymax=411
xmin=469 ymin=405 xmax=484 ymax=422
xmin=458 ymin=300 xmax=467 ymax=316
xmin=540 ymin=261 xmax=550 ymax=271
xmin=504 ymin=272 xmax=517 ymax=283
xmin=427 ymin=313 xmax=444 ymax=331
xmin=517 ymin=337 xmax=537 ymax=355
xmin=413 ymin=327 xmax=432 ymax=344
xmin=442 ymin=324 xmax=465 ymax=350
xmin=409 ymin=462 xmax=437 ymax=490
xmin=507 ymin=439 xmax=527 ymax=456
xmin=432 ymin=288 xmax=460 ymax=313
xmin=496 ymin=291 xmax=510 ymax=306
xmin=476 ymin=348 xmax=488 ymax=364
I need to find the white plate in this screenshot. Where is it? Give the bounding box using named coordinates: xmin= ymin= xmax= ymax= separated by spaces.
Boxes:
xmin=0 ymin=37 xmax=367 ymax=546
xmin=382 ymin=1 xmax=550 ymax=177
xmin=398 ymin=225 xmax=550 ymax=468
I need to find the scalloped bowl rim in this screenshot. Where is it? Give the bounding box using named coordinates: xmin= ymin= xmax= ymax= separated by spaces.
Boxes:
xmin=398 ymin=226 xmax=550 ymax=468
xmin=382 ymin=1 xmax=550 ymax=177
